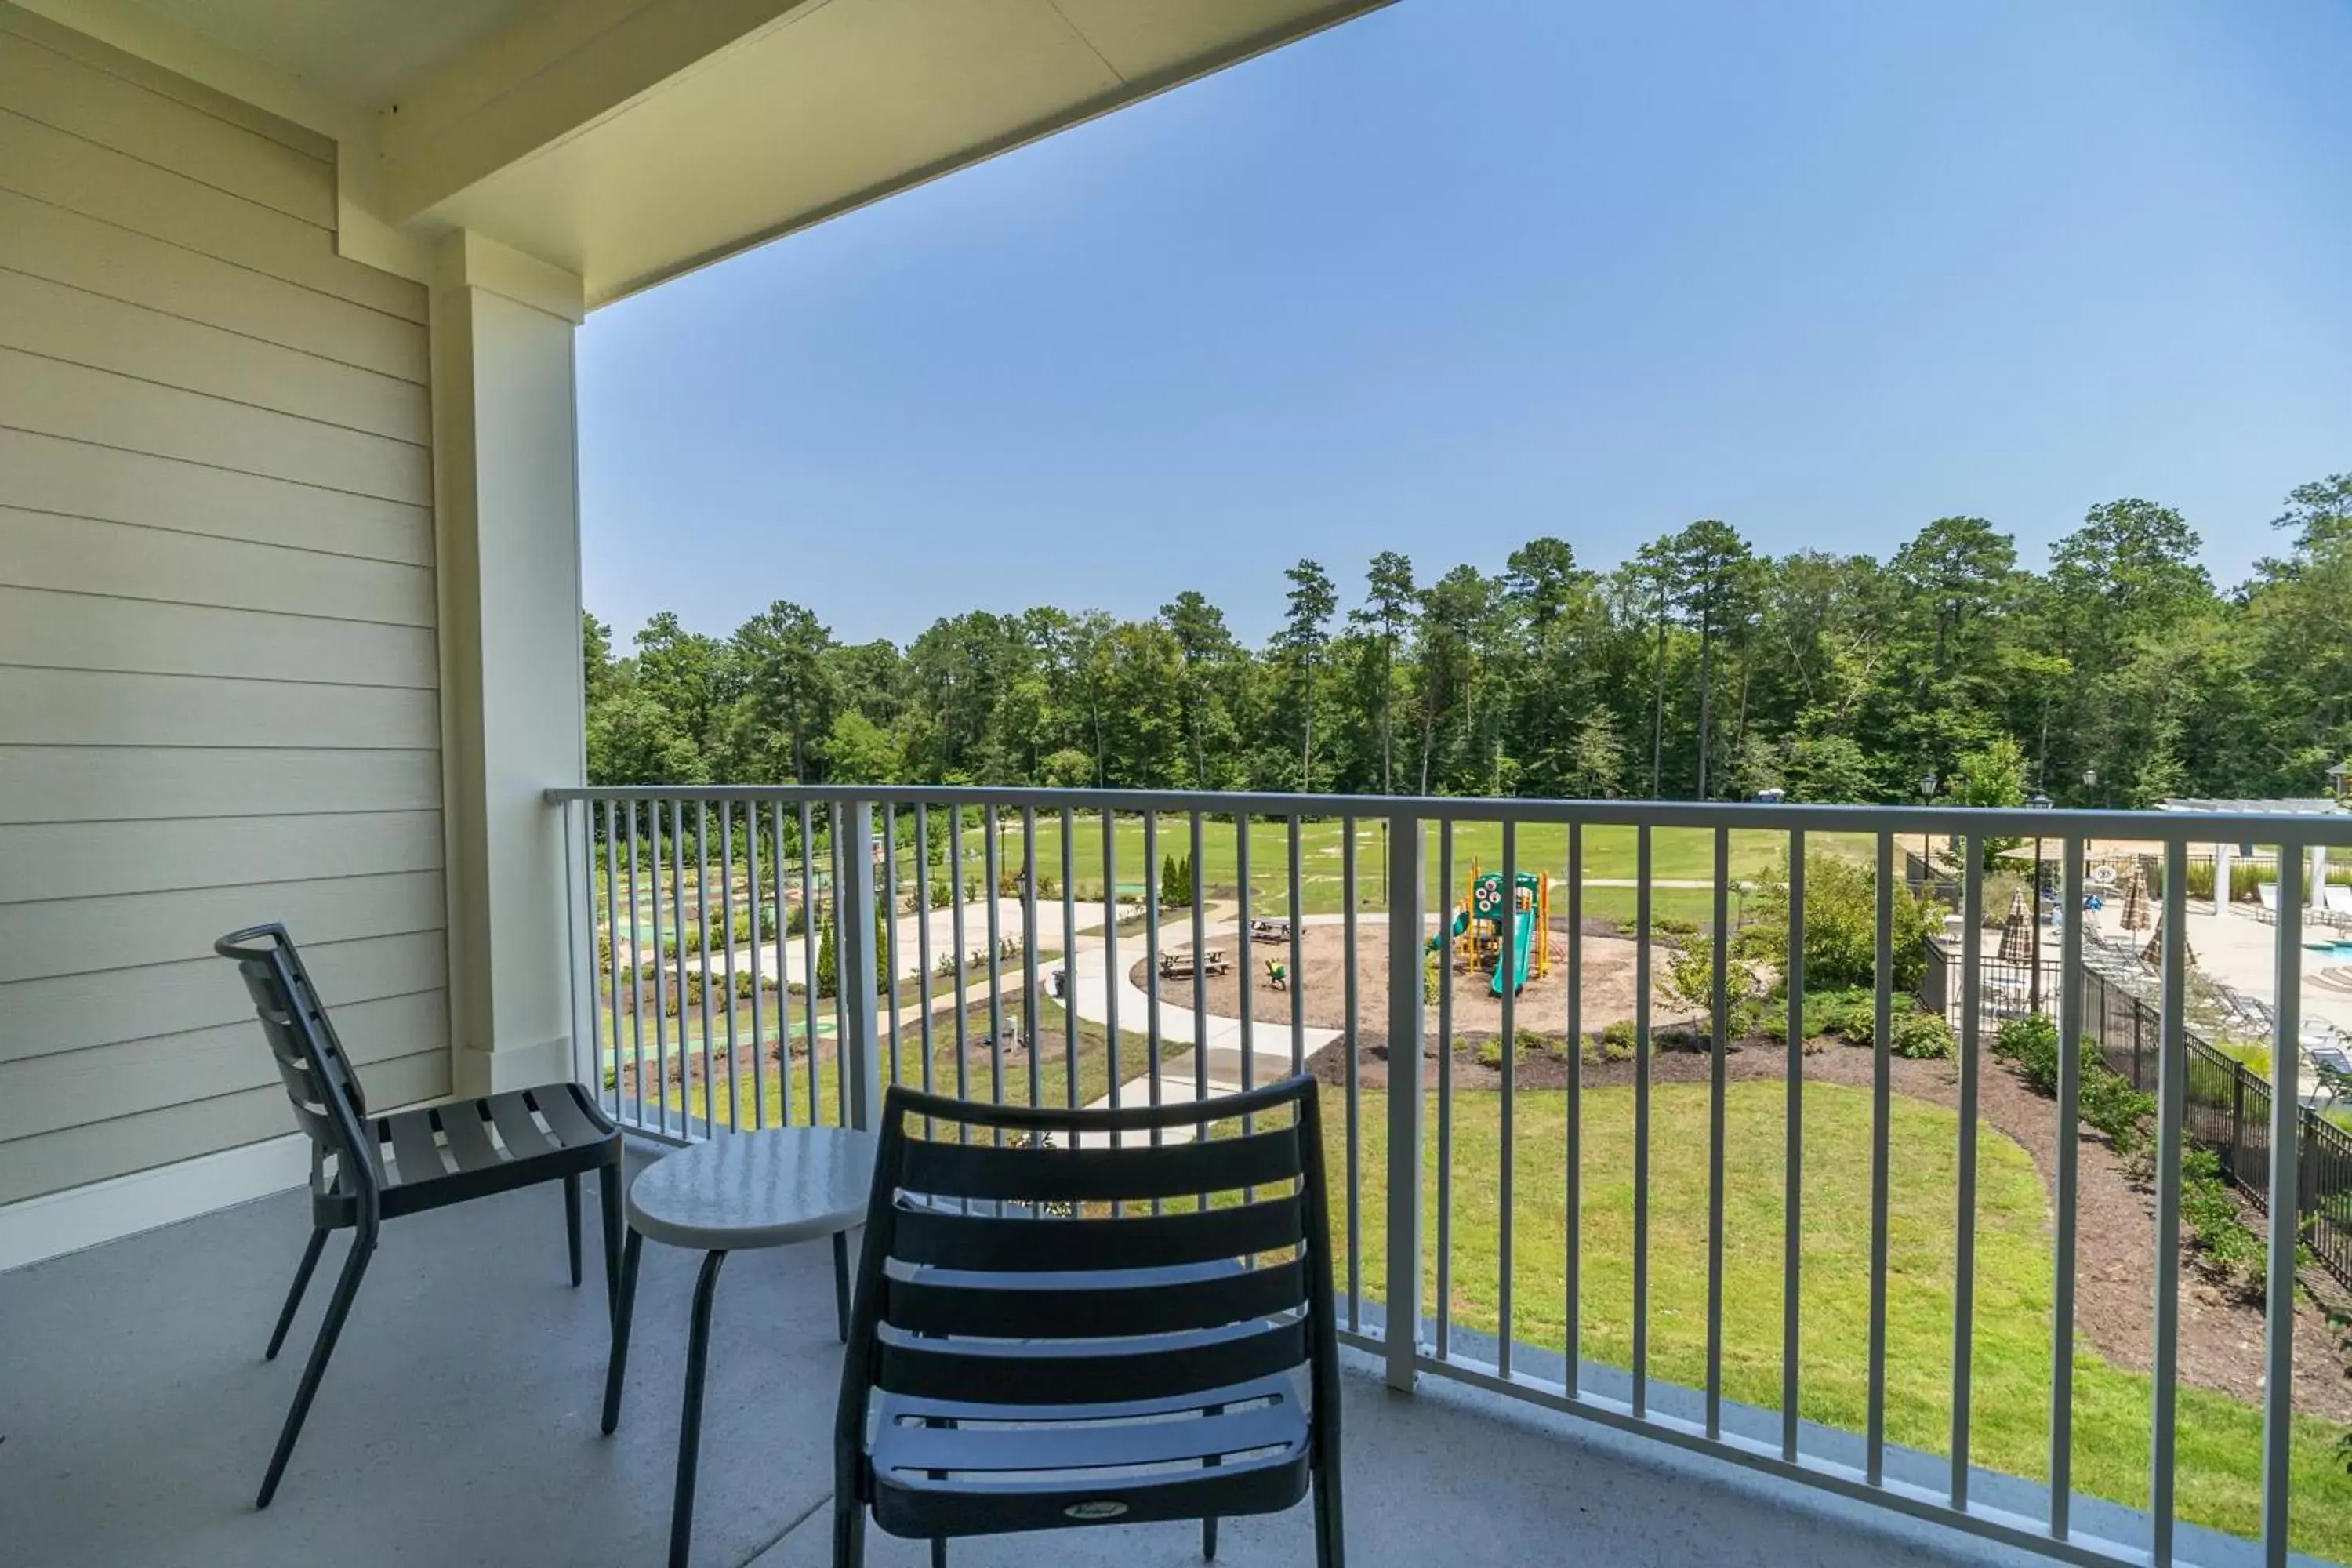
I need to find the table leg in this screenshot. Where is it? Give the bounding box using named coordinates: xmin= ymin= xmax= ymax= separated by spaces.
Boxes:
xmin=670 ymin=1248 xmax=728 ymax=1568
xmin=832 ymin=1229 xmax=851 ymax=1343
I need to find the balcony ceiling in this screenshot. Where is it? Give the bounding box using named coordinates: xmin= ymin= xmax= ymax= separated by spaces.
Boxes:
xmin=89 ymin=0 xmax=1391 ymax=308
xmin=120 ymin=0 xmax=535 ymax=107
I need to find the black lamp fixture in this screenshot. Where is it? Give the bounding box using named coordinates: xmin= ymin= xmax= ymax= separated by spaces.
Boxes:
xmin=1918 ymin=770 xmax=1938 ymax=873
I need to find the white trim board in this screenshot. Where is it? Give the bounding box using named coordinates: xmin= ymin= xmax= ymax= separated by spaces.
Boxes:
xmin=0 ymin=1129 xmax=308 ymax=1272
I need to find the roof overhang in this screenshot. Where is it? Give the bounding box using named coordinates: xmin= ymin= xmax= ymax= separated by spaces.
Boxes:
xmin=21 ymin=0 xmax=1394 ymax=308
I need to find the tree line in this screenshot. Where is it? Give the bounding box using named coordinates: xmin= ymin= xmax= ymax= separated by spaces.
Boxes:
xmin=585 ymin=474 xmax=2350 ymax=809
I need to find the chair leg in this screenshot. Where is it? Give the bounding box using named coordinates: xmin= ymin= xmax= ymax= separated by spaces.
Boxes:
xmin=256 ymin=1229 xmax=372 ymax=1509
xmin=1202 ymin=1516 xmax=1218 ymax=1560
xmin=598 ymin=1159 xmax=624 ymax=1313
xmin=831 ymin=1229 xmax=851 ymax=1343
xmin=264 ymin=1228 xmax=329 ymax=1361
xmin=564 ymin=1174 xmax=583 ymax=1288
xmin=929 ymin=1540 xmax=946 ymax=1568
xmin=832 ymin=1496 xmax=865 ymax=1568
xmin=601 ymin=1229 xmax=643 ymax=1435
xmin=668 ymin=1250 xmax=728 ymax=1568
xmin=1312 ymin=1451 xmax=1346 ymax=1568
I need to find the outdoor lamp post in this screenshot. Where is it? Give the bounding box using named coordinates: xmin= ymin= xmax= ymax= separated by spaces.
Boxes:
xmin=2328 ymin=759 xmax=2350 ymax=801
xmin=2027 ymin=790 xmax=2053 ymax=1012
xmin=1918 ymin=771 xmax=1938 ymax=877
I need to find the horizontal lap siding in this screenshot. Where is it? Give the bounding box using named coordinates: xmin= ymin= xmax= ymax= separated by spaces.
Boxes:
xmin=0 ymin=17 xmax=448 ymax=1204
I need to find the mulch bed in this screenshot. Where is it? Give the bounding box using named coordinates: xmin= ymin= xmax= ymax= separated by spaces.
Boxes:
xmin=1307 ymin=1028 xmax=2352 ymax=1424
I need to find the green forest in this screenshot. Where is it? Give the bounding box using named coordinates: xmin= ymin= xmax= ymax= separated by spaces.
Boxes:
xmin=585 ymin=474 xmax=2350 ymax=808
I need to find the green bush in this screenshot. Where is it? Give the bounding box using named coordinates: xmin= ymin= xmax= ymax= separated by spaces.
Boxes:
xmin=1746 ymin=854 xmax=1943 ymax=993
xmin=1160 ymin=851 xmax=1195 ymax=908
xmin=1592 ymin=1018 xmax=1640 ymax=1061
xmin=1890 ymin=1009 xmax=1955 ymax=1059
xmin=1992 ymin=1013 xmax=2152 ymax=1150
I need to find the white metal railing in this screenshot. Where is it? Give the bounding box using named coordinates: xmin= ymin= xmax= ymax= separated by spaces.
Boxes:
xmin=547 ymin=785 xmax=2352 ymax=1567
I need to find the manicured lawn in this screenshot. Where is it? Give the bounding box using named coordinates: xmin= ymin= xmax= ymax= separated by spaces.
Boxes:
xmin=1330 ymin=1080 xmax=2352 ymax=1559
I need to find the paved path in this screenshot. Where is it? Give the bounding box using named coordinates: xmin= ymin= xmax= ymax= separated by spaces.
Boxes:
xmin=1058 ymin=910 xmax=1421 ymax=1140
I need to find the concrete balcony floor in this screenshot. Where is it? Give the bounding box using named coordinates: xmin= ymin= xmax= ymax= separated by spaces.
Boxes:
xmin=2 ymin=1145 xmax=2044 ymax=1568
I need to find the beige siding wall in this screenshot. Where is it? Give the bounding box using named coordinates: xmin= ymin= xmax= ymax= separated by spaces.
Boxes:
xmin=0 ymin=8 xmax=448 ymax=1207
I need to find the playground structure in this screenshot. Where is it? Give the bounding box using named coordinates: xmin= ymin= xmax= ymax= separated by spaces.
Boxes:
xmin=1428 ymin=861 xmax=1552 ymax=996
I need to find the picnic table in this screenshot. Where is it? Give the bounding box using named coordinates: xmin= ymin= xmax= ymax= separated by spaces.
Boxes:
xmin=1248 ymin=919 xmax=1291 ymax=945
xmin=1159 ymin=946 xmax=1230 ymax=979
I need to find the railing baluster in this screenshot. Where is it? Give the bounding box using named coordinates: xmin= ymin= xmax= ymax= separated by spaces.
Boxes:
xmin=719 ymin=804 xmax=739 ymax=1134
xmin=1436 ymin=818 xmax=1454 ymax=1361
xmin=1566 ymin=822 xmax=1582 ymax=1396
xmin=694 ymin=801 xmax=713 ymax=1137
xmin=1022 ymin=807 xmax=1040 ymax=1111
xmin=2261 ymin=842 xmax=2305 ymax=1567
xmin=1784 ymin=826 xmax=1805 ymax=1462
xmin=772 ymin=804 xmax=793 ymax=1127
xmin=831 ymin=810 xmax=850 ymax=1127
xmin=627 ymin=806 xmax=648 ymax=1131
xmin=883 ymin=807 xmax=899 ymax=1100
xmin=601 ymin=801 xmax=622 ymax=1123
xmin=2052 ymin=837 xmax=2084 ymax=1537
xmin=2150 ymin=840 xmax=2178 ymax=1566
xmin=949 ymin=806 xmax=969 ymax=1126
xmin=1634 ymin=822 xmax=1652 ymax=1417
xmin=1191 ymin=811 xmax=1208 ymax=1188
xmin=1062 ymin=807 xmax=1077 ymax=1111
xmin=1707 ymin=825 xmax=1729 ymax=1438
xmin=914 ymin=805 xmax=934 ymax=1132
xmin=1385 ymin=809 xmax=1425 ymax=1392
xmin=1238 ymin=812 xmax=1254 ymax=1105
xmin=1499 ymin=818 xmax=1517 ymax=1379
xmin=1342 ymin=814 xmax=1360 ymax=1333
xmin=1289 ymin=814 xmax=1306 ymax=1076
xmin=984 ymin=805 xmax=1005 ymax=1119
xmin=1867 ymin=831 xmax=1893 ymax=1486
xmin=1102 ymin=809 xmax=1123 ymax=1173
xmin=838 ymin=802 xmax=881 ymax=1131
xmin=1143 ymin=811 xmax=1163 ymax=1158
xmin=798 ymin=802 xmax=819 ymax=1126
xmin=746 ymin=805 xmax=768 ymax=1130
xmin=670 ymin=800 xmax=691 ymax=1136
xmin=1953 ymin=835 xmax=1983 ymax=1508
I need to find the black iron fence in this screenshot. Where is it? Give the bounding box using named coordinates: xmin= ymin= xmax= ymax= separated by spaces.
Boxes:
xmin=1925 ymin=931 xmax=2352 ymax=1288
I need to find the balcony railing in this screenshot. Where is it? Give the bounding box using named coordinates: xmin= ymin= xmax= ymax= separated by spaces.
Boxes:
xmin=546 ymin=785 xmax=2352 ymax=1567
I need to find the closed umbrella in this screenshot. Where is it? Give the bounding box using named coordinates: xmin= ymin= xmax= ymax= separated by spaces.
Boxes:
xmin=1998 ymin=888 xmax=2034 ymax=964
xmin=2140 ymin=916 xmax=2195 ymax=971
xmin=2119 ymin=866 xmax=2152 ymax=931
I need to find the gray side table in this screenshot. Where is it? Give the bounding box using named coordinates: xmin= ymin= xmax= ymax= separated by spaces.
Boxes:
xmin=600 ymin=1127 xmax=879 ymax=1568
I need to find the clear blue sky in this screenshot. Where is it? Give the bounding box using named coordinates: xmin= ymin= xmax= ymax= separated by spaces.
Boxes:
xmin=579 ymin=0 xmax=2351 ymax=649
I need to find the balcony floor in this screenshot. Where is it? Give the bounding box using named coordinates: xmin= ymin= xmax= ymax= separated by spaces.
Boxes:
xmin=2 ymin=1145 xmax=2045 ymax=1568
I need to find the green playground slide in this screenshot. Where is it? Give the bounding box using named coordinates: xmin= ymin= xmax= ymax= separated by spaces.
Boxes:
xmin=1491 ymin=909 xmax=1535 ymax=996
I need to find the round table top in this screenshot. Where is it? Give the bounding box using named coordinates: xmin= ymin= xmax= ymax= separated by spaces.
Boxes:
xmin=626 ymin=1127 xmax=879 ymax=1251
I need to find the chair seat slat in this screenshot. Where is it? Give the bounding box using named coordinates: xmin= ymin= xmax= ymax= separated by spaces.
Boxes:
xmin=435 ymin=1104 xmax=503 ymax=1173
xmin=528 ymin=1085 xmax=607 ymax=1148
xmin=889 ymin=1256 xmax=1305 ymax=1339
xmin=875 ymin=1373 xmax=1295 ymax=1428
xmin=899 ymin=1125 xmax=1299 ymax=1204
xmin=891 ymin=1192 xmax=1302 ymax=1273
xmin=876 ymin=1399 xmax=1304 ymax=1475
xmin=383 ymin=1109 xmax=447 ymax=1188
xmin=876 ymin=1318 xmax=1307 ymax=1406
xmin=485 ymin=1091 xmax=557 ymax=1161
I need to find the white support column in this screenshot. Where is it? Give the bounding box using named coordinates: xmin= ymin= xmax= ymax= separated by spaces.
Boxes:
xmin=430 ymin=232 xmax=590 ymax=1098
xmin=2213 ymin=840 xmax=2233 ymax=918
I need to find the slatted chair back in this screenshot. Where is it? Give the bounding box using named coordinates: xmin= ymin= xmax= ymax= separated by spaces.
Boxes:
xmin=834 ymin=1071 xmax=1343 ymax=1548
xmin=215 ymin=924 xmax=380 ymax=1221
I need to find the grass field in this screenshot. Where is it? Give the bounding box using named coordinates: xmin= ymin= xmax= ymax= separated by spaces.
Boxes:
xmin=1329 ymin=1080 xmax=2352 ymax=1559
xmin=600 ymin=814 xmax=1878 ymax=938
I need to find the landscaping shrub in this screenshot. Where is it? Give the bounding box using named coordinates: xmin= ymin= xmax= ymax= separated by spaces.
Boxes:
xmin=1889 ymin=1009 xmax=1955 ymax=1059
xmin=1592 ymin=1018 xmax=1640 ymax=1061
xmin=1747 ymin=854 xmax=1942 ymax=993
xmin=1160 ymin=851 xmax=1195 ymax=908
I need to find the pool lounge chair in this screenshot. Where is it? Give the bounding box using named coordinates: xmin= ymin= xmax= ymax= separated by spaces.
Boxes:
xmin=2254 ymin=883 xmax=2278 ymax=924
xmin=2318 ymin=884 xmax=2352 ymax=931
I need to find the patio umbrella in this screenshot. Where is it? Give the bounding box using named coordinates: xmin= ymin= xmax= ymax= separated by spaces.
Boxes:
xmin=2119 ymin=866 xmax=2152 ymax=931
xmin=2140 ymin=916 xmax=2195 ymax=971
xmin=1998 ymin=887 xmax=2034 ymax=964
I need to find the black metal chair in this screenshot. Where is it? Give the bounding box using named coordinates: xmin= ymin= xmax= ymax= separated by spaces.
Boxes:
xmin=214 ymin=924 xmax=625 ymax=1508
xmin=830 ymin=1073 xmax=1345 ymax=1567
